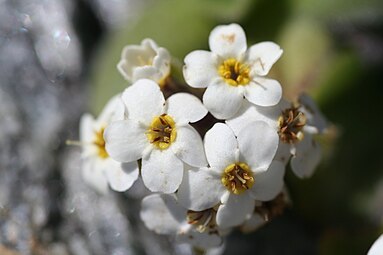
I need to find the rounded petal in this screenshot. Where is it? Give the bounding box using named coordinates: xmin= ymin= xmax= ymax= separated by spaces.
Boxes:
xmin=166 ymin=93 xmax=208 ymax=123
xmin=171 ymin=125 xmax=207 ymax=167
xmin=80 ymin=113 xmax=95 ymax=143
xmin=290 ymin=135 xmax=321 ymax=178
xmin=237 ymin=121 xmax=279 ymax=171
xmin=244 ymin=78 xmax=282 ymax=107
xmin=246 ymin=42 xmax=283 ymax=76
xmin=177 ymin=168 xmax=224 ymax=211
xmin=240 ymin=213 xmax=266 ymax=233
xmin=82 ymin=158 xmax=108 ymax=194
xmin=141 ymin=149 xmax=184 ymax=193
xmin=216 ymin=193 xmax=255 ymax=228
xmin=97 ymin=94 xmax=125 ymax=125
xmin=299 ymin=94 xmax=327 ymax=133
xmin=121 ymin=79 xmax=164 ymax=124
xmin=226 ymin=101 xmax=281 ymax=136
xmin=203 ymin=81 xmax=244 ymax=119
xmin=204 ymin=123 xmax=237 ymax=169
xmin=105 ymin=160 xmax=139 ymax=192
xmin=274 ymin=142 xmax=291 ymax=164
xmin=152 ymin=47 xmax=171 ymax=79
xmin=104 ymin=120 xmax=147 ymax=162
xmin=132 ymin=66 xmax=162 ymax=82
xmin=183 ymin=50 xmax=219 ymax=88
xmin=368 ymin=235 xmax=383 ymax=255
xmin=177 ymin=231 xmax=223 ymax=249
xmin=249 ymin=161 xmax=285 ymax=201
xmin=140 ymin=194 xmax=185 ymax=235
xmin=209 ymin=23 xmax=247 ymax=58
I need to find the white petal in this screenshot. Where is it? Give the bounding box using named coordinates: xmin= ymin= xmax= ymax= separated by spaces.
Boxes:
xmin=183 ymin=50 xmax=219 ymax=88
xmin=244 ymin=78 xmax=282 ymax=107
xmin=166 ymin=93 xmax=207 ymax=123
xmin=368 ymin=235 xmax=383 ymax=255
xmin=246 ymin=42 xmax=283 ymax=76
xmin=105 ymin=160 xmax=139 ymax=192
xmin=177 ymin=168 xmax=224 ymax=211
xmin=140 ymin=194 xmax=185 ymax=235
xmin=104 ymin=120 xmax=147 ymax=162
xmin=177 ymin=231 xmax=223 ymax=249
xmin=237 ymin=121 xmax=279 ymax=171
xmin=203 ymin=80 xmax=244 ymax=119
xmin=82 ymin=158 xmax=108 ymax=194
xmin=204 ymin=123 xmax=237 ymax=169
xmin=216 ymin=193 xmax=255 ymax=228
xmin=80 ymin=113 xmax=95 ymax=143
xmin=141 ymin=149 xmax=184 ymax=193
xmin=249 ymin=161 xmax=285 ymax=201
xmin=226 ymin=101 xmax=281 ymax=136
xmin=132 ymin=66 xmax=162 ymax=82
xmin=121 ymin=79 xmax=164 ymax=124
xmin=274 ymin=142 xmax=291 ymax=164
xmin=290 ymin=135 xmax=321 ymax=178
xmin=299 ymin=94 xmax=327 ymax=133
xmin=209 ymin=23 xmax=247 ymax=59
xmin=97 ymin=94 xmax=124 ymax=124
xmin=240 ymin=213 xmax=266 ymax=233
xmin=171 ymin=125 xmax=207 ymax=167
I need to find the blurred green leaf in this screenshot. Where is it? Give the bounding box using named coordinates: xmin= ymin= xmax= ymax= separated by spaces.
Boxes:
xmin=291 ymin=0 xmax=383 ymax=19
xmin=277 ymin=17 xmax=331 ymax=96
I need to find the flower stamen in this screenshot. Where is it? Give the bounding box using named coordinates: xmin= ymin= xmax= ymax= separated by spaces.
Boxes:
xmin=218 ymin=58 xmax=250 ymax=86
xmin=222 ymin=163 xmax=254 ymax=195
xmin=187 ymin=207 xmax=218 ymax=233
xmin=147 ymin=114 xmax=177 ymax=150
xmin=278 ymin=106 xmax=306 ymax=144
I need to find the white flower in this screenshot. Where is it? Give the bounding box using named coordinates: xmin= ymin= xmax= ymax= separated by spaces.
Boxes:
xmin=183 ymin=23 xmax=283 ymax=119
xmin=79 ymin=95 xmax=139 ymax=193
xmin=117 ymin=39 xmax=171 ymax=86
xmin=104 ymin=79 xmax=208 ymax=193
xmin=227 ymin=94 xmax=327 ymax=178
xmin=140 ymin=193 xmax=225 ymax=249
xmin=368 ymin=235 xmax=383 ymax=255
xmin=177 ymin=123 xmax=285 ymax=229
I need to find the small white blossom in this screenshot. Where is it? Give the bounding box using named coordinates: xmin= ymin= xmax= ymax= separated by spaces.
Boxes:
xmin=177 ymin=123 xmax=284 ymax=229
xmin=79 ymin=95 xmax=138 ymax=193
xmin=118 ymin=39 xmax=171 ymax=86
xmin=368 ymin=235 xmax=383 ymax=255
xmin=183 ymin=23 xmax=283 ymax=119
xmin=140 ymin=194 xmax=225 ymax=249
xmin=104 ymin=79 xmax=208 ymax=193
xmin=227 ymin=94 xmax=327 ymax=178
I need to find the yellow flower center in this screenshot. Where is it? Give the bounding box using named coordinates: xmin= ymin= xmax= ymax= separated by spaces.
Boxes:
xmin=187 ymin=207 xmax=218 ymax=234
xmin=278 ymin=106 xmax=306 ymax=144
xmin=147 ymin=114 xmax=177 ymax=150
xmin=93 ymin=127 xmax=108 ymax=159
xmin=221 ymin=162 xmax=254 ymax=195
xmin=218 ymin=58 xmax=250 ymax=86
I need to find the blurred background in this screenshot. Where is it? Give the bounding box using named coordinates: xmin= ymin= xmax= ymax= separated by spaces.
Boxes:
xmin=0 ymin=0 xmax=382 ymax=254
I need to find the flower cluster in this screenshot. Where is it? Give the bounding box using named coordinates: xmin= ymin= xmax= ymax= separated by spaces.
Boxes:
xmin=76 ymin=23 xmax=328 ymax=252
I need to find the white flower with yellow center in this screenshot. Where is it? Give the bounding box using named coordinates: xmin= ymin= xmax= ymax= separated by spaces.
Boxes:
xmin=368 ymin=235 xmax=383 ymax=255
xmin=140 ymin=193 xmax=224 ymax=249
xmin=117 ymin=39 xmax=171 ymax=86
xmin=177 ymin=123 xmax=285 ymax=229
xmin=226 ymin=94 xmax=327 ymax=178
xmin=79 ymin=95 xmax=139 ymax=194
xmin=183 ymin=23 xmax=283 ymax=119
xmin=104 ymin=79 xmax=208 ymax=193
